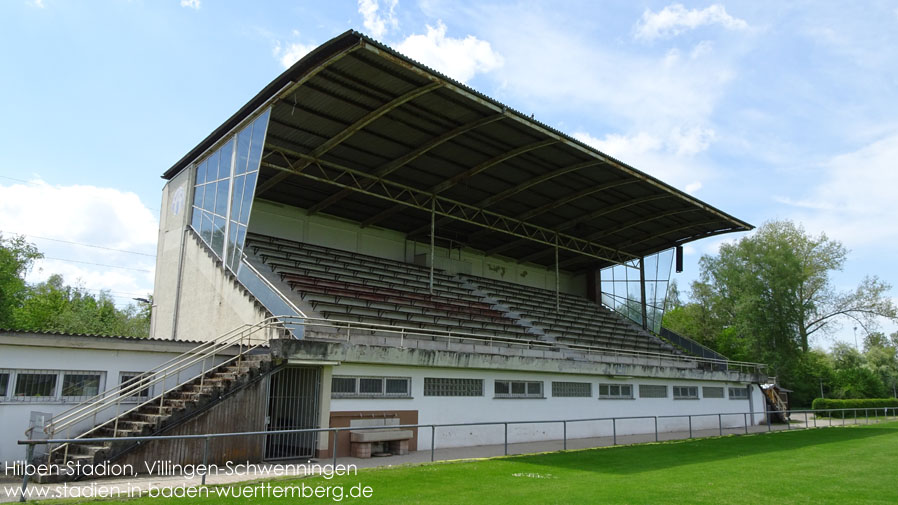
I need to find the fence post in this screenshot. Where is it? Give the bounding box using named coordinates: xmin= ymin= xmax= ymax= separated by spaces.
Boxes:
xmin=804 ymin=412 xmax=808 ymax=429
xmin=766 ymin=410 xmax=771 ymax=432
xmin=332 ymin=429 xmax=338 ymax=468
xmin=688 ymin=416 xmax=693 ymax=439
xmin=504 ymin=423 xmax=508 ymax=456
xmin=718 ymin=414 xmax=722 ymax=436
xmin=431 ymin=426 xmax=436 ymax=462
xmin=654 ymin=417 xmax=658 ymax=442
xmin=813 ymin=411 xmax=817 ymax=428
xmin=563 ymin=421 xmax=567 ymax=451
xmin=865 ymin=409 xmax=869 ymax=424
xmin=19 ymin=444 xmax=33 ymax=503
xmin=201 ymin=436 xmax=210 ymax=486
xmin=743 ymin=413 xmax=748 ymax=435
xmin=612 ymin=418 xmax=617 ymax=446
xmin=786 ymin=411 xmax=791 ymax=430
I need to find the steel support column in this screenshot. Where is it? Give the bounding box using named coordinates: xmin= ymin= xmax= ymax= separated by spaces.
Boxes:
xmin=639 ymin=257 xmax=648 ymax=330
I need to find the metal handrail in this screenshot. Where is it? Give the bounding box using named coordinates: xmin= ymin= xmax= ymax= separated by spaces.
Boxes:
xmin=275 ymin=315 xmax=767 ymax=375
xmin=45 ymin=323 xmax=255 ymax=432
xmin=14 ymin=405 xmax=896 ymax=500
xmin=37 ymin=312 xmax=765 ymax=465
xmin=44 ymin=317 xmax=285 ymax=443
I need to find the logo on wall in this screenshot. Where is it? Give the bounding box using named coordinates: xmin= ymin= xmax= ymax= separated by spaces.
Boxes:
xmin=171 ymin=185 xmax=186 ymax=216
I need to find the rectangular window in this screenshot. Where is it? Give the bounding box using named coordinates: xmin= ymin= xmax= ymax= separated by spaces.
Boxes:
xmin=331 ymin=377 xmax=356 ymax=395
xmin=552 ymin=381 xmax=592 ymax=398
xmin=703 ymin=386 xmax=725 ymax=399
xmin=61 ymin=373 xmax=102 ymax=399
xmin=120 ymin=372 xmax=151 ymax=401
xmin=331 ymin=376 xmax=411 ymax=398
xmin=639 ymin=384 xmax=668 ymax=398
xmin=673 ymin=386 xmax=699 ymax=400
xmin=424 ymin=378 xmax=483 ymax=397
xmin=599 ymin=383 xmax=633 ymax=399
xmin=729 ymin=387 xmax=749 ymax=400
xmin=14 ymin=373 xmax=58 ymax=399
xmin=494 ymin=380 xmax=543 ymax=399
xmin=0 ymin=372 xmax=9 ymax=399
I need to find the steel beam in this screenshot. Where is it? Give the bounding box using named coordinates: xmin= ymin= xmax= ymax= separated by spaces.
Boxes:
xmin=262 ymin=147 xmax=638 ymax=264
xmin=487 ymin=194 xmax=670 ymax=258
xmin=361 ymin=138 xmax=559 ymax=228
xmin=256 ymin=81 xmax=442 ymax=196
xmin=405 ymin=160 xmax=601 ymax=239
xmin=306 ymin=113 xmax=505 ymax=216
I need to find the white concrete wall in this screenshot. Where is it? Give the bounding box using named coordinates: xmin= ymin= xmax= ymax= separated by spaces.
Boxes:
xmin=248 ymin=199 xmax=586 ymax=295
xmin=0 ymin=337 xmax=207 ymax=465
xmin=329 ymin=363 xmax=763 ymax=450
xmin=152 ymin=166 xmax=194 ymax=340
xmin=169 ymin=233 xmax=270 ymax=342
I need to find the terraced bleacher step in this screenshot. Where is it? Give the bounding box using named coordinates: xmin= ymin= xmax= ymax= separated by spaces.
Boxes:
xmin=34 ymin=354 xmax=273 ymax=483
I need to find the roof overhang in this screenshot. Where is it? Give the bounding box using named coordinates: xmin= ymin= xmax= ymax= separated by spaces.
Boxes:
xmin=164 ymin=30 xmax=752 ymax=272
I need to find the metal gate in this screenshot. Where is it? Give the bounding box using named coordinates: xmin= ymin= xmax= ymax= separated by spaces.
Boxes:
xmin=265 ymin=366 xmax=320 ymax=460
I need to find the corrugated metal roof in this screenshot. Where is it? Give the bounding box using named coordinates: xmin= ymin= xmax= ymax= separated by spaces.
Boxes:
xmin=0 ymin=328 xmax=206 ymax=345
xmin=164 ymin=29 xmax=752 ymax=271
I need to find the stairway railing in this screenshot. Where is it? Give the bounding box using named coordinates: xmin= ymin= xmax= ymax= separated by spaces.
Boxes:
xmin=42 ymin=316 xmax=287 ymax=462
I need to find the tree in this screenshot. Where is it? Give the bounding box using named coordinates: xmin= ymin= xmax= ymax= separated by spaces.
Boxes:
xmin=0 ymin=233 xmax=42 ymax=327
xmin=685 ymin=220 xmax=897 ymax=370
xmin=0 ymin=235 xmax=150 ymax=338
xmin=13 ymin=274 xmax=150 ymax=337
xmin=864 ymin=331 xmax=898 ymax=398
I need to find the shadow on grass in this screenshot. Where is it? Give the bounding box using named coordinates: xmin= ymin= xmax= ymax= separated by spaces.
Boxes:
xmin=499 ymin=423 xmax=898 ymax=475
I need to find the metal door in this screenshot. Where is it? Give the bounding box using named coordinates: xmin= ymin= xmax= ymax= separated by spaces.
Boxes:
xmin=265 ymin=366 xmax=320 ymax=460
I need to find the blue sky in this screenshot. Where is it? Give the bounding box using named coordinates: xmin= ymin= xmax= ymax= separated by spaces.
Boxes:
xmin=1 ymin=0 xmax=896 ymax=347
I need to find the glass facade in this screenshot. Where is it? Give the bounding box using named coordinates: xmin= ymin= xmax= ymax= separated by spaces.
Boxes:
xmin=600 ymin=248 xmax=674 ymax=334
xmin=191 ymin=108 xmax=270 ymax=272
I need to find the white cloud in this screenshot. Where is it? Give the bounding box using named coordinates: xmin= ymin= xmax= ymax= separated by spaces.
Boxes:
xmin=273 ymin=41 xmax=316 ymax=69
xmin=180 ymin=0 xmax=200 ymax=10
xmin=669 ymin=126 xmax=716 ymax=156
xmin=358 ymin=0 xmax=398 ymax=39
xmin=26 ymin=0 xmax=45 ymax=8
xmin=635 ymin=4 xmax=748 ymax=41
xmin=394 ymin=21 xmax=503 ymax=84
xmin=778 ymin=133 xmax=898 ymax=250
xmin=574 ymin=129 xmax=708 ymax=194
xmin=0 ymin=179 xmax=157 ymax=304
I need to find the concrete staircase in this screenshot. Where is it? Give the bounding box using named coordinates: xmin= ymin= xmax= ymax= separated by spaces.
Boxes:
xmin=36 ymin=353 xmax=273 ymax=481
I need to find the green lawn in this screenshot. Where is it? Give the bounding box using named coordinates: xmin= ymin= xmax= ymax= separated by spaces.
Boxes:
xmin=38 ymin=422 xmax=898 ymax=505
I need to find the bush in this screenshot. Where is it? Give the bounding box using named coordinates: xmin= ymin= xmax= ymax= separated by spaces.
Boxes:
xmin=811 ymin=398 xmax=898 ymax=418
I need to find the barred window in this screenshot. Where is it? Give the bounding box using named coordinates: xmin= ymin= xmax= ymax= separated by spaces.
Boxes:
xmin=598 ymin=383 xmax=633 ymax=399
xmin=0 ymin=372 xmax=8 ymax=399
xmin=703 ymin=386 xmax=725 ymax=399
xmin=424 ymin=378 xmax=483 ymax=397
xmin=495 ymin=380 xmax=543 ymax=398
xmin=729 ymin=387 xmax=749 ymax=400
xmin=120 ymin=372 xmax=151 ymax=401
xmin=552 ymin=381 xmax=591 ymax=398
xmin=673 ymin=386 xmax=699 ymax=399
xmin=331 ymin=376 xmax=411 ymax=398
xmin=14 ymin=373 xmax=58 ymax=399
xmin=639 ymin=384 xmax=668 ymax=398
xmin=61 ymin=373 xmax=102 ymax=399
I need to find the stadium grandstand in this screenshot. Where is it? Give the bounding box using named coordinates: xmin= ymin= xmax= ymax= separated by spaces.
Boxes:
xmin=16 ymin=30 xmax=768 ymax=471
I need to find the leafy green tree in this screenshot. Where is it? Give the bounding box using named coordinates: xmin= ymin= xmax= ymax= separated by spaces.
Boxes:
xmin=0 ymin=234 xmax=42 ymax=327
xmin=864 ymin=331 xmax=898 ymax=398
xmin=13 ymin=274 xmax=149 ymax=337
xmin=0 ymin=235 xmax=150 ymax=337
xmin=678 ymin=220 xmax=897 ymax=372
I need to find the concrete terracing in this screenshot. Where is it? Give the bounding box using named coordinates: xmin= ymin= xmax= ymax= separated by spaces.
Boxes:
xmin=271 ymin=336 xmax=766 ymax=384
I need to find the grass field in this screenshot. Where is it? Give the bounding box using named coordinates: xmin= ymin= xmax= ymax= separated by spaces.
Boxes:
xmin=37 ymin=422 xmax=898 ymax=505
